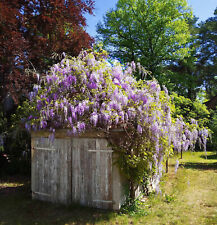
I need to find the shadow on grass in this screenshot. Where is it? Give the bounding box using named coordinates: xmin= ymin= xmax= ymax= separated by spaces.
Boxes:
xmin=0 ymin=185 xmax=25 ymax=194
xmin=180 ymin=162 xmax=217 ymax=170
xmin=0 ymin=177 xmax=115 ymax=225
xmin=200 ymin=153 xmax=217 ymax=160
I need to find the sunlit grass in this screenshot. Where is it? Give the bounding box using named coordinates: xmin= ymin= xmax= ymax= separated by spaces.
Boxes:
xmin=0 ymin=151 xmax=216 ymax=225
xmin=0 ymin=181 xmax=24 ymax=189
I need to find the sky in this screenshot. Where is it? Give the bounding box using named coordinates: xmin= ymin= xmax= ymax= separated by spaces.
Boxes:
xmin=85 ymin=0 xmax=217 ymax=38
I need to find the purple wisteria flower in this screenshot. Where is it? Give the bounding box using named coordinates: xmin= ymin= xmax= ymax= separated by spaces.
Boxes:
xmin=90 ymin=112 xmax=98 ymax=127
xmin=137 ymin=124 xmax=143 ymax=134
xmin=174 ymin=160 xmax=179 ymax=173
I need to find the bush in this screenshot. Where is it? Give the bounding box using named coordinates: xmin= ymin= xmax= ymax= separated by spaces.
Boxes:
xmin=0 ymin=104 xmax=31 ymax=176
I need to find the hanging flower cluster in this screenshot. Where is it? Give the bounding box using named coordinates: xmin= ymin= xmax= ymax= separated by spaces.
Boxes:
xmin=25 ymin=50 xmax=209 ymax=197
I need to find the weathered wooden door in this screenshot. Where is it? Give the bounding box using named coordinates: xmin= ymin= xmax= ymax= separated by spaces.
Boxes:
xmin=32 ymin=136 xmax=114 ymax=209
xmin=71 ymin=138 xmax=113 ymax=209
xmin=31 ymin=137 xmax=71 ymax=204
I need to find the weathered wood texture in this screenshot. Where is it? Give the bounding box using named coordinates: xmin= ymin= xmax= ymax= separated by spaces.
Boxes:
xmin=31 ymin=137 xmax=71 ymax=204
xmin=31 ymin=130 xmax=126 ymax=210
xmin=71 ymin=138 xmax=113 ymax=209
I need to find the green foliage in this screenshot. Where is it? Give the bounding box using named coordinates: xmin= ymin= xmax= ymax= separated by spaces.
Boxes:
xmin=0 ymin=102 xmax=31 ymax=176
xmin=171 ymin=92 xmax=210 ymax=128
xmin=165 ymin=16 xmax=202 ymax=100
xmin=198 ymin=8 xmax=217 ymax=98
xmin=3 ymin=128 xmax=31 ymax=176
xmin=120 ymin=194 xmax=148 ymax=216
xmin=0 ymin=107 xmax=8 ymax=172
xmin=97 ymin=0 xmax=193 ymax=81
xmin=0 ymin=107 xmax=7 ymax=151
xmin=208 ymin=108 xmax=217 ymax=150
xmin=166 ymin=9 xmax=217 ymax=101
xmin=164 ymin=193 xmax=176 ymax=203
xmin=114 ymin=136 xmax=155 ymax=185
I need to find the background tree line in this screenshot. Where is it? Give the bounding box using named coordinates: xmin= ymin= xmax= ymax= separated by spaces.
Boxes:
xmin=0 ymin=0 xmax=216 ymax=175
xmin=97 ymin=0 xmax=217 ymax=150
xmin=97 ymin=0 xmax=216 ymax=103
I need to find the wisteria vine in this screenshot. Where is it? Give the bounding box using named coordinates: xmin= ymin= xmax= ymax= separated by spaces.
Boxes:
xmin=25 ymin=49 xmax=209 ymax=198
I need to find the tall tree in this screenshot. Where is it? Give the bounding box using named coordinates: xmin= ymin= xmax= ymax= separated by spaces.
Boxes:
xmin=198 ymin=8 xmax=217 ymax=100
xmin=167 ymin=8 xmax=217 ymax=101
xmin=166 ymin=17 xmax=201 ymax=100
xmin=0 ymin=0 xmax=94 ymax=105
xmin=97 ymin=0 xmax=192 ymax=82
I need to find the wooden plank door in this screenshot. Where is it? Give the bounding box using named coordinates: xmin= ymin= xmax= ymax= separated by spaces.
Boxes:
xmin=71 ymin=138 xmax=113 ymax=209
xmin=31 ymin=137 xmax=71 ymax=204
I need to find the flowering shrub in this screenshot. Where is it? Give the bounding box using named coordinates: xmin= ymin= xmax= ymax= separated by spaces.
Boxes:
xmin=25 ymin=49 xmax=209 ymax=199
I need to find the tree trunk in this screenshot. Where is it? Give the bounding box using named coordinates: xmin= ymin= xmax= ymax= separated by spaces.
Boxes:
xmin=166 ymin=158 xmax=169 ymax=173
xmin=129 ymin=181 xmax=136 ymax=201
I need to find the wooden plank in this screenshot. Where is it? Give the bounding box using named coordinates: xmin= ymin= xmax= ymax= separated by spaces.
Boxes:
xmin=31 ymin=138 xmax=36 ymax=197
xmin=33 ymin=138 xmax=39 ymax=194
xmin=107 ymin=151 xmax=113 ymax=209
xmin=31 ymin=130 xmax=109 ymax=139
xmin=91 ymin=145 xmax=97 ymax=208
xmin=54 ymin=141 xmax=60 ymax=202
xmin=57 ymin=139 xmax=62 ymax=202
xmin=57 ymin=144 xmax=61 ymax=202
xmin=71 ymin=138 xmax=80 ymax=203
xmin=50 ymin=141 xmax=57 ymax=202
xmin=38 ymin=144 xmax=43 ymax=195
xmin=95 ymin=151 xmax=101 ymax=208
xmin=108 ymin=153 xmax=112 ymax=200
xmin=47 ymin=146 xmax=51 ymax=196
xmin=33 ymin=147 xmax=55 ymax=151
xmin=99 ymin=151 xmax=106 ymax=209
xmin=32 ymin=137 xmax=56 ymax=202
xmin=32 ymin=191 xmax=51 ymax=202
xmin=40 ymin=138 xmax=46 ymax=197
xmin=35 ymin=142 xmax=40 ymax=194
xmin=43 ymin=150 xmax=48 ymax=194
xmin=93 ymin=200 xmax=113 ymax=203
xmin=88 ymin=149 xmax=113 ymax=153
xmin=60 ymin=138 xmax=71 ymax=204
xmin=90 ymin=138 xmax=113 ymax=209
xmin=53 ymin=137 xmax=72 ymax=204
xmin=41 ymin=139 xmax=46 ymax=196
xmin=32 ymin=191 xmax=51 ymax=197
xmin=86 ymin=139 xmax=94 ymax=206
xmin=60 ymin=139 xmax=67 ymax=203
xmin=80 ymin=139 xmax=85 ymax=205
xmin=68 ymin=139 xmax=73 ymax=204
xmin=83 ymin=139 xmax=89 ymax=205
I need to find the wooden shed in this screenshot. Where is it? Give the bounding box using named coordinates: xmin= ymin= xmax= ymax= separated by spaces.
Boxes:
xmin=31 ymin=130 xmax=127 ymax=210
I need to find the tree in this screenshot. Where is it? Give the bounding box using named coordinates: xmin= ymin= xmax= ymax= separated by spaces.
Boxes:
xmin=96 ymin=0 xmax=192 ymax=82
xmin=198 ymin=8 xmax=217 ymax=100
xmin=0 ymin=0 xmax=28 ymax=105
xmin=171 ymin=92 xmax=210 ymax=128
xmin=166 ymin=17 xmax=201 ymax=100
xmin=0 ymin=0 xmax=94 ymax=105
xmin=167 ymin=8 xmax=217 ymax=102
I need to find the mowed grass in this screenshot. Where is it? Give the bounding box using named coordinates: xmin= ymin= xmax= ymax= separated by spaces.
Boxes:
xmin=0 ymin=151 xmax=217 ymax=225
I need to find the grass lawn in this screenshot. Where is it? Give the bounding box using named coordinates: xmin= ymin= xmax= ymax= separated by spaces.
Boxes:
xmin=0 ymin=151 xmax=217 ymax=225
